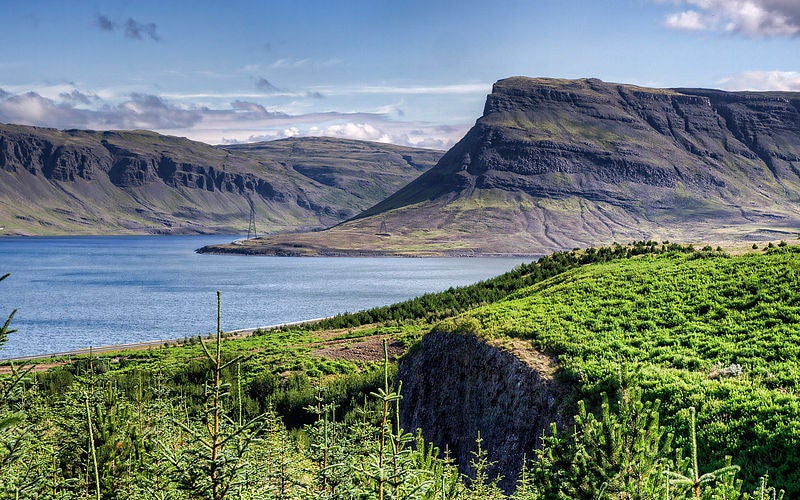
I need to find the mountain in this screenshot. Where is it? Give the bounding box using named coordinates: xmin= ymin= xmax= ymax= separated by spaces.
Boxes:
xmin=0 ymin=124 xmax=441 ymax=235
xmin=202 ymin=77 xmax=800 ymax=256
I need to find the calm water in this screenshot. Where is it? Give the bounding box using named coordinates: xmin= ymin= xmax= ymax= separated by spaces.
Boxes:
xmin=0 ymin=235 xmax=530 ymax=358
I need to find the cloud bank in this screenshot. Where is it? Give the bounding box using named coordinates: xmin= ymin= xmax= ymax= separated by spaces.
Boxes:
xmin=663 ymin=0 xmax=800 ymax=36
xmin=0 ymin=88 xmax=465 ymax=149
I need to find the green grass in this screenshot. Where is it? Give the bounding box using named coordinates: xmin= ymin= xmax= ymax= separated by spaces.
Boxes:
xmin=436 ymin=247 xmax=800 ymax=491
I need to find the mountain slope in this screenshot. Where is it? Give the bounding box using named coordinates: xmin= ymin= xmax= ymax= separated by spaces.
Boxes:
xmin=411 ymin=246 xmax=800 ymax=493
xmin=205 ymin=77 xmax=800 ymax=255
xmin=0 ymin=124 xmax=441 ymax=235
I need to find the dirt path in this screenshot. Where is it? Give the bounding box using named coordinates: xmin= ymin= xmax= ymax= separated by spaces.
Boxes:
xmin=311 ymin=334 xmax=406 ymax=362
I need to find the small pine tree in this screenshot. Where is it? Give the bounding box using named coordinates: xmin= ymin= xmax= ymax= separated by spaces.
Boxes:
xmin=465 ymin=431 xmax=504 ymax=499
xmin=531 ymin=384 xmax=673 ymax=499
xmin=341 ymin=339 xmax=433 ymax=499
xmin=749 ymin=473 xmax=785 ymax=500
xmin=160 ymin=292 xmax=268 ymax=500
xmin=0 ymin=273 xmax=17 ymax=350
xmin=664 ymin=407 xmax=740 ymax=498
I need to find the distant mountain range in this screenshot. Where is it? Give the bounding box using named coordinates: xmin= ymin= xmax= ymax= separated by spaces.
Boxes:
xmin=0 ymin=124 xmax=442 ymax=235
xmin=202 ymin=76 xmax=800 ymax=256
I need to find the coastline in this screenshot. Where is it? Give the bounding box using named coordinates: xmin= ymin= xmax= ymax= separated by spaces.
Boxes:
xmin=196 ymin=245 xmax=542 ymax=258
xmin=0 ymin=316 xmax=332 ymax=365
xmin=195 ymin=238 xmax=543 ymax=258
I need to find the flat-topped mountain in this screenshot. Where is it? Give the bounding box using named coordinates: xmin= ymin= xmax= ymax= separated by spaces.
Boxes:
xmin=0 ymin=124 xmax=441 ymax=235
xmin=204 ymin=77 xmax=800 ymax=256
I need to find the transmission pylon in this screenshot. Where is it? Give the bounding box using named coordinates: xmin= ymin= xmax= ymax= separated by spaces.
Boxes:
xmin=247 ymin=197 xmax=257 ymax=239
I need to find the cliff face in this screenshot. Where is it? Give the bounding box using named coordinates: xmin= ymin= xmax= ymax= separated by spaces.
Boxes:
xmin=336 ymin=77 xmax=800 ymax=254
xmin=0 ymin=125 xmax=441 ymax=235
xmin=1 ymin=132 xmax=278 ymax=196
xmin=402 ymin=78 xmax=800 ymax=207
xmin=398 ymin=331 xmax=571 ymax=492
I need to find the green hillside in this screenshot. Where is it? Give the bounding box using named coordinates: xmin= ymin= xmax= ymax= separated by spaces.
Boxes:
xmin=0 ymin=124 xmax=441 ymax=235
xmin=436 ymin=245 xmax=800 ymax=492
xmin=2 ymin=244 xmax=799 ymax=497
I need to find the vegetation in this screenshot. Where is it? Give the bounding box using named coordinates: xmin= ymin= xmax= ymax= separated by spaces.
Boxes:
xmin=436 ymin=244 xmax=800 ymax=494
xmin=315 ymin=240 xmax=698 ymax=328
xmin=2 ymin=242 xmax=800 ymax=498
xmin=0 ymin=273 xmax=16 ymax=349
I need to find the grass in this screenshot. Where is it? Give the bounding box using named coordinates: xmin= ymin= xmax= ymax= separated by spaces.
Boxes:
xmin=436 ymin=246 xmax=800 ymax=491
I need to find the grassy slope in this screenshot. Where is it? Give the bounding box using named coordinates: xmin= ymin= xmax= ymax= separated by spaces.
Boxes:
xmin=437 ymin=246 xmax=800 ymax=491
xmin=7 ymin=242 xmax=800 ymax=493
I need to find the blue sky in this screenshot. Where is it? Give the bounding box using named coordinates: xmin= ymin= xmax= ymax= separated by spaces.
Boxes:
xmin=1 ymin=0 xmax=798 ymax=148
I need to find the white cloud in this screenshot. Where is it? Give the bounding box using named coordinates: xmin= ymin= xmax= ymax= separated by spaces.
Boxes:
xmin=320 ymin=83 xmax=491 ymax=96
xmin=321 ymin=58 xmax=344 ymax=68
xmin=719 ymin=70 xmax=800 ymax=90
xmin=270 ymin=58 xmax=310 ymax=69
xmin=268 ymin=57 xmax=343 ymax=70
xmin=664 ymin=10 xmax=709 ymax=30
xmin=323 ymin=123 xmax=390 ymax=142
xmin=661 ymin=0 xmax=800 ymax=36
xmin=157 ymin=82 xmax=488 ymax=103
xmin=0 ymin=88 xmax=466 ymax=149
xmin=1 ymin=92 xmax=54 ymax=122
xmin=372 ymin=100 xmax=405 ymax=116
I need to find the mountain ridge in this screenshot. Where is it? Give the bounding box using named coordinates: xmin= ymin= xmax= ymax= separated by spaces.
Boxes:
xmin=202 ymin=76 xmax=800 ymax=256
xmin=0 ymin=124 xmax=442 ymax=235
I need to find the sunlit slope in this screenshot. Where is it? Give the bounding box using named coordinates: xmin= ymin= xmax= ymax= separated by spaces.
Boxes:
xmin=439 ymin=246 xmax=800 ymax=491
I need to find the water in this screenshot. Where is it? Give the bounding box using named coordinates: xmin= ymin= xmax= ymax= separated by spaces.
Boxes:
xmin=0 ymin=235 xmax=531 ymax=358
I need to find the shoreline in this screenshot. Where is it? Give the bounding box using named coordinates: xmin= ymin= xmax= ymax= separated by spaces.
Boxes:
xmin=196 ymin=243 xmax=542 ymax=258
xmin=0 ymin=316 xmax=332 ymax=364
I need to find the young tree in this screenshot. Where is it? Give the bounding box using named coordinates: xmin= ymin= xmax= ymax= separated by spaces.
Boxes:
xmin=161 ymin=291 xmax=268 ymax=500
xmin=665 ymin=407 xmax=740 ymax=498
xmin=0 ymin=273 xmax=17 ymax=350
xmin=531 ymin=386 xmax=674 ymax=499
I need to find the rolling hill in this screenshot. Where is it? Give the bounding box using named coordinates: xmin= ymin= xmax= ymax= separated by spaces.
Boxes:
xmin=0 ymin=124 xmax=441 ymax=235
xmin=399 ymin=244 xmax=800 ymax=494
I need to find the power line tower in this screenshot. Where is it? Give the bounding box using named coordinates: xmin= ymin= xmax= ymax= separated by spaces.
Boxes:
xmin=247 ymin=197 xmax=258 ymax=239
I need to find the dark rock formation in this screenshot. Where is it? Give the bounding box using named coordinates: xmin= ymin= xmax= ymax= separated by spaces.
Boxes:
xmin=398 ymin=331 xmax=571 ymax=492
xmin=362 ymin=78 xmax=800 ymax=218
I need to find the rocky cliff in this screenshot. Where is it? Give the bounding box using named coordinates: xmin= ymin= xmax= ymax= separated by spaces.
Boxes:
xmin=0 ymin=124 xmax=441 ymax=235
xmin=212 ymin=77 xmax=800 ymax=256
xmin=398 ymin=330 xmax=572 ymax=491
xmin=356 ymin=77 xmax=800 ymax=244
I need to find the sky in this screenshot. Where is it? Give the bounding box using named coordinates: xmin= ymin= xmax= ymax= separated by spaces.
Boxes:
xmin=0 ymin=0 xmax=798 ymax=149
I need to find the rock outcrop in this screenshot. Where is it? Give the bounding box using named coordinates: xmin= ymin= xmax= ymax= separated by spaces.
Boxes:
xmin=0 ymin=124 xmax=441 ymax=235
xmin=398 ymin=330 xmax=571 ymax=492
